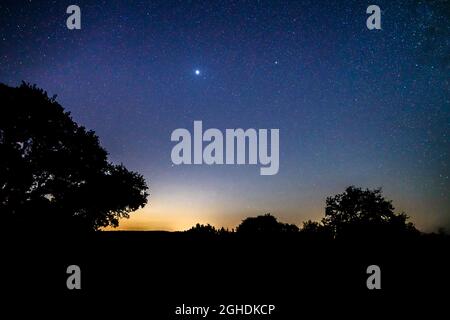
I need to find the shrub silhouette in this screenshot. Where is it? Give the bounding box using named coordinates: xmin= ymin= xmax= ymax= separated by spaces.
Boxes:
xmin=236 ymin=213 xmax=299 ymax=234
xmin=0 ymin=82 xmax=148 ymax=232
xmin=186 ymin=223 xmax=218 ymax=235
xmin=321 ymin=186 xmax=417 ymax=239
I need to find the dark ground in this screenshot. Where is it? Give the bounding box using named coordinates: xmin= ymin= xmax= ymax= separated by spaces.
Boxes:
xmin=3 ymin=231 xmax=449 ymax=318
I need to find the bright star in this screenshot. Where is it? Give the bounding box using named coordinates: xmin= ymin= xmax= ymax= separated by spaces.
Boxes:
xmin=195 ymin=69 xmax=201 ymax=75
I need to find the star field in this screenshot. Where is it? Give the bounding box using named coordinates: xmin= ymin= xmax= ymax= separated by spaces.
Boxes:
xmin=0 ymin=0 xmax=449 ymax=231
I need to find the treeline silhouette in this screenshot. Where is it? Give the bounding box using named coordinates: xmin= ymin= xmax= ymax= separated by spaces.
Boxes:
xmin=186 ymin=186 xmax=431 ymax=241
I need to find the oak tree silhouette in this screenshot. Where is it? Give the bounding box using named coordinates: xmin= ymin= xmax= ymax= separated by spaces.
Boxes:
xmin=0 ymin=82 xmax=148 ymax=232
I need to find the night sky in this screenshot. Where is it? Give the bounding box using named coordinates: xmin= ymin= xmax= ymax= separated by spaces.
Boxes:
xmin=1 ymin=0 xmax=449 ymax=231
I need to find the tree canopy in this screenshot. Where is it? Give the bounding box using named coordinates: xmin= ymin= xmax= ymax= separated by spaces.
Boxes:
xmin=0 ymin=82 xmax=148 ymax=232
xmin=321 ymin=186 xmax=417 ymax=239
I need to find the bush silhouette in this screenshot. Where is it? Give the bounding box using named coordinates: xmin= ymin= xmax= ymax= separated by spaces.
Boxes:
xmin=186 ymin=223 xmax=218 ymax=235
xmin=236 ymin=213 xmax=299 ymax=234
xmin=0 ymin=82 xmax=148 ymax=232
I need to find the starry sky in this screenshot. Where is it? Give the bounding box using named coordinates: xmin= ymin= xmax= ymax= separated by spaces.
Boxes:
xmin=1 ymin=0 xmax=449 ymax=231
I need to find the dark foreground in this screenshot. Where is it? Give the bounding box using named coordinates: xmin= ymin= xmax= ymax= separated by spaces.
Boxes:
xmin=3 ymin=231 xmax=449 ymax=318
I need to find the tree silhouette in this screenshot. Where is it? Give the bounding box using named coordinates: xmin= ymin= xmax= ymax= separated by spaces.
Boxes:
xmin=186 ymin=223 xmax=218 ymax=235
xmin=0 ymin=82 xmax=148 ymax=232
xmin=321 ymin=186 xmax=417 ymax=239
xmin=236 ymin=213 xmax=299 ymax=234
xmin=300 ymin=220 xmax=332 ymax=240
